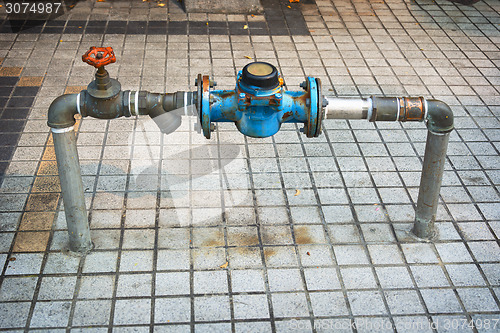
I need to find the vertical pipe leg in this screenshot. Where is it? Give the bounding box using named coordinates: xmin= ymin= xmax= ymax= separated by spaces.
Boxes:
xmin=412 ymin=130 xmax=450 ymax=239
xmin=52 ymin=127 xmax=93 ymax=253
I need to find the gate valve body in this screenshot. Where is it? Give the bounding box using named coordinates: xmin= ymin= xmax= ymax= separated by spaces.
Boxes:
xmin=195 ymin=62 xmax=324 ymax=139
xmin=81 ymin=46 xmax=121 ymax=100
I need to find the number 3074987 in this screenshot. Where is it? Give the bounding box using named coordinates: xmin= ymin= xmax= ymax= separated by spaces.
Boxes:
xmin=4 ymin=2 xmax=63 ymax=15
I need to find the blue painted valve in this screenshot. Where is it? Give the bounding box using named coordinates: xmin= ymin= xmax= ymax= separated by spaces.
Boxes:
xmin=195 ymin=62 xmax=324 ymax=138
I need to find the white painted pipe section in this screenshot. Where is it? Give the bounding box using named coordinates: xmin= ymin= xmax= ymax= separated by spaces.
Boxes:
xmin=324 ymin=97 xmax=373 ymax=120
xmin=76 ymin=93 xmax=81 ymax=116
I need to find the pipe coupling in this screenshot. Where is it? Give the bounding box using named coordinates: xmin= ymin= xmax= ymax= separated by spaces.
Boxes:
xmin=370 ymin=96 xmax=426 ymax=122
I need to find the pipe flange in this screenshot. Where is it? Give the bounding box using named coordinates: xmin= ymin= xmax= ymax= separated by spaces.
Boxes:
xmin=201 ymin=75 xmax=211 ymax=139
xmin=304 ymin=77 xmax=322 ymax=138
xmin=314 ymin=78 xmax=324 ymax=137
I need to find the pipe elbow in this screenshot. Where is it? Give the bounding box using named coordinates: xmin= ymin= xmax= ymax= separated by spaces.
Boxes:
xmin=426 ymin=99 xmax=454 ymax=133
xmin=47 ymin=94 xmax=79 ymax=129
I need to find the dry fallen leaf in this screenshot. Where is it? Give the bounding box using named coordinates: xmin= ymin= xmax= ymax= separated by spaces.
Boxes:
xmin=306 ymin=252 xmax=311 ymax=256
xmin=158 ymin=3 xmax=165 ymax=6
xmin=294 ymin=189 xmax=301 ymax=196
xmin=287 ymin=5 xmax=291 ymax=8
xmin=243 ymin=25 xmax=248 ymax=29
xmin=289 ymin=0 xmax=300 ymax=2
xmin=244 ymin=55 xmax=252 ymax=59
xmin=220 ymin=262 xmax=228 ymax=269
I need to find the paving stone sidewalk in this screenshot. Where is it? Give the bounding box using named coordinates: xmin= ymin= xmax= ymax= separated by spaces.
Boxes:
xmin=0 ymin=0 xmax=499 ymax=332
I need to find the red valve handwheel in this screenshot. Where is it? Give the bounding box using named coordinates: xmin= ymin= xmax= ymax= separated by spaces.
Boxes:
xmin=82 ymin=47 xmax=116 ymax=68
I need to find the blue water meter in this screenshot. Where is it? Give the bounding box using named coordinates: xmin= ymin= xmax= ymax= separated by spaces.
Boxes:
xmin=195 ymin=62 xmax=324 ymax=139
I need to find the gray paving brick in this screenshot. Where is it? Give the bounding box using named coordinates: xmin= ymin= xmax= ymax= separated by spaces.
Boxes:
xmin=0 ymin=276 xmax=37 ymax=301
xmin=78 ymin=275 xmax=115 ymax=299
xmin=268 ymin=268 xmax=304 ymax=292
xmin=234 ymin=321 xmax=272 ymax=333
xmin=411 ymin=265 xmax=451 ymax=288
xmin=30 ymin=301 xmax=71 ymax=328
xmin=231 ymin=269 xmax=266 ymax=292
xmin=341 ymin=267 xmax=378 ymax=290
xmin=82 ymin=252 xmax=117 ymax=274
xmin=435 ymin=242 xmax=474 ymax=263
xmin=456 ymin=288 xmax=499 ymax=313
xmin=37 ymin=276 xmax=77 ymax=300
xmin=116 ymin=274 xmax=152 ymax=297
xmin=155 ymin=298 xmax=191 ymax=323
xmin=377 ymin=266 xmax=414 ymax=290
xmin=431 ymin=315 xmax=473 ymax=333
xmin=119 ymin=250 xmax=154 ymax=272
xmin=334 ymin=245 xmax=369 ymax=265
xmin=194 ymin=295 xmax=231 ymax=321
xmin=0 ymin=302 xmax=31 ymax=329
xmin=402 ymin=243 xmax=439 ymax=264
xmin=420 ymin=289 xmax=463 ymax=314
xmin=4 ymin=253 xmax=43 ymax=275
xmin=113 ymin=299 xmax=151 ymax=325
xmin=468 ymin=241 xmax=500 ymax=262
xmin=194 ymin=270 xmax=228 ymax=294
xmin=157 ymin=249 xmax=190 ymax=270
xmin=72 ymin=300 xmax=111 ymax=326
xmin=156 ymin=272 xmax=190 ymax=296
xmin=385 ymin=290 xmax=426 ymax=315
xmin=368 ymin=244 xmax=405 ymax=265
xmin=233 ymin=294 xmax=270 ymax=319
xmin=1 ymin=0 xmax=500 ymax=330
xmin=271 ymin=292 xmax=309 ymax=318
xmin=310 ymin=291 xmax=349 ymax=317
xmin=348 ymin=291 xmax=387 ymax=316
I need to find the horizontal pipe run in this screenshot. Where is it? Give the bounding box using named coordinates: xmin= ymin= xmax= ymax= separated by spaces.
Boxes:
xmin=323 ymin=96 xmax=453 ymax=133
xmin=323 ymin=96 xmax=427 ymax=123
xmin=324 ymin=97 xmax=371 ymax=119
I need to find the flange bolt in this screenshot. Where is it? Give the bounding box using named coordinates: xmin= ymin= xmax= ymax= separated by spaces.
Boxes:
xmin=299 ymin=81 xmax=307 ymax=90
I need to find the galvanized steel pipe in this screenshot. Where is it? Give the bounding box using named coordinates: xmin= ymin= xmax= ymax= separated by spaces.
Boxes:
xmin=324 ymin=97 xmax=371 ymax=119
xmin=324 ymin=95 xmax=453 ymax=239
xmin=52 ymin=126 xmax=93 ymax=253
xmin=47 ymin=45 xmax=455 ymax=253
xmin=413 ymin=131 xmax=450 ymax=239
